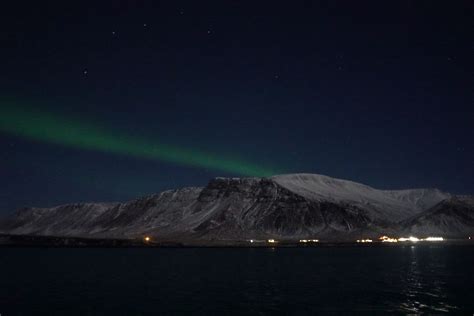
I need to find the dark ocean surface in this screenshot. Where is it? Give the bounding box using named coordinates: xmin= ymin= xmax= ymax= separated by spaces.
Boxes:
xmin=1 ymin=245 xmax=473 ymax=315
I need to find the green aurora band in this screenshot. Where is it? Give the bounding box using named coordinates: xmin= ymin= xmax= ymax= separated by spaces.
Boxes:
xmin=0 ymin=104 xmax=276 ymax=176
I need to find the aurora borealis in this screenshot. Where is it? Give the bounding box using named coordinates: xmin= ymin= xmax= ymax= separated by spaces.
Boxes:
xmin=0 ymin=1 xmax=472 ymax=214
xmin=0 ymin=103 xmax=276 ymax=177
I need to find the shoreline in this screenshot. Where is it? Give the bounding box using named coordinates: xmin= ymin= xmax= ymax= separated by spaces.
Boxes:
xmin=1 ymin=234 xmax=472 ymax=248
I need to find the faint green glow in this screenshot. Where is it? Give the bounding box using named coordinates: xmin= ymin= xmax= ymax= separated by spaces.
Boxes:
xmin=0 ymin=103 xmax=276 ymax=176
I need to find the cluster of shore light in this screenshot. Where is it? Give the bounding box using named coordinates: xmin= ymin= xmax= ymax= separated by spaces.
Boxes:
xmin=248 ymin=239 xmax=320 ymax=244
xmin=299 ymin=239 xmax=319 ymax=243
xmin=249 ymin=239 xmax=278 ymax=243
xmin=356 ymin=239 xmax=373 ymax=243
xmin=143 ymin=235 xmax=446 ymax=245
xmin=357 ymin=236 xmax=444 ymax=243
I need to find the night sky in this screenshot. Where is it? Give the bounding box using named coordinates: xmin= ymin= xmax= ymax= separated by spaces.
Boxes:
xmin=0 ymin=1 xmax=472 ymax=214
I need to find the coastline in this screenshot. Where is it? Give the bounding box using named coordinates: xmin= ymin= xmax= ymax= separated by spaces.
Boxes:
xmin=1 ymin=233 xmax=472 ymax=248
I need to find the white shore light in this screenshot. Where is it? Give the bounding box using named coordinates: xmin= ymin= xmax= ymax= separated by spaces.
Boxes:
xmin=356 ymin=239 xmax=373 ymax=243
xmin=397 ymin=236 xmax=445 ymax=242
xmin=398 ymin=236 xmax=420 ymax=242
xmin=267 ymin=239 xmax=276 ymax=243
xmin=424 ymin=237 xmax=444 ymax=241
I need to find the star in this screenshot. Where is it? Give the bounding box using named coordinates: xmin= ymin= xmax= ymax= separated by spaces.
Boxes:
xmin=274 ymin=74 xmax=279 ymax=79
xmin=83 ymin=69 xmax=88 ymax=75
xmin=143 ymin=23 xmax=147 ymax=27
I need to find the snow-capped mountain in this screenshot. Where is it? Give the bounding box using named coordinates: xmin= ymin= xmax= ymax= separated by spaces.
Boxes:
xmin=272 ymin=174 xmax=450 ymax=221
xmin=0 ymin=174 xmax=472 ymax=241
xmin=400 ymin=196 xmax=474 ymax=236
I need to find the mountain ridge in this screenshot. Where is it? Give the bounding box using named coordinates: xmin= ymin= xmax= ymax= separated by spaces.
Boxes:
xmin=1 ymin=173 xmax=472 ymax=241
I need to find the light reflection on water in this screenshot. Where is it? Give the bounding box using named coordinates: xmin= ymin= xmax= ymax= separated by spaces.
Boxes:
xmin=399 ymin=245 xmax=458 ymax=313
xmin=0 ymin=245 xmax=473 ymax=314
